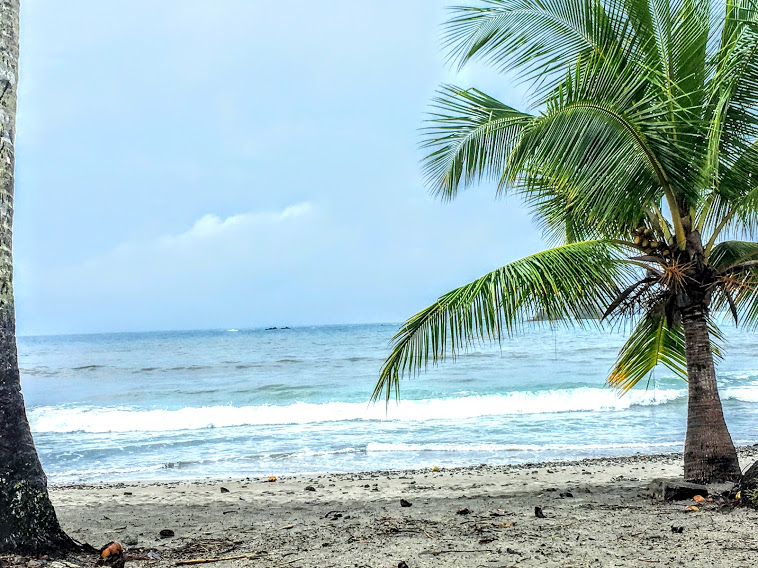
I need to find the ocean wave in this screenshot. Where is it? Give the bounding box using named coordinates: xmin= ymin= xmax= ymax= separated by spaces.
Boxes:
xmin=28 ymin=388 xmax=686 ymax=434
xmin=722 ymin=386 xmax=758 ymax=403
xmin=365 ymin=441 xmax=681 ymax=453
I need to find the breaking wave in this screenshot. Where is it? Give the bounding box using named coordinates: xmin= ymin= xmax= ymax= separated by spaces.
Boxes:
xmin=29 ymin=387 xmax=687 ymax=434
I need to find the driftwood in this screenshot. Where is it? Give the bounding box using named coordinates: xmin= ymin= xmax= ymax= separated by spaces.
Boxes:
xmin=175 ymin=553 xmax=264 ymax=565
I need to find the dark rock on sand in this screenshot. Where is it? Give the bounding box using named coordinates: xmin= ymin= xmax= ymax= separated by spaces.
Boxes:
xmin=647 ymin=478 xmax=707 ymax=501
xmin=400 ymin=499 xmax=412 ymax=508
xmin=740 ymin=460 xmax=758 ymax=508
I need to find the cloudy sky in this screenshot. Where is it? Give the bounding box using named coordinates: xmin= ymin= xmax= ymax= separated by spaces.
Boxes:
xmin=14 ymin=0 xmax=544 ymax=335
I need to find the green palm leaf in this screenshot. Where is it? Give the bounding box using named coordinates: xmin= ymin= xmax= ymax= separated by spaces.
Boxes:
xmin=608 ymin=302 xmax=724 ymax=393
xmin=421 ymin=86 xmax=533 ymax=199
xmin=373 ymin=240 xmax=634 ymax=401
xmin=607 ymin=305 xmax=688 ymax=392
xmin=443 ymin=0 xmax=637 ymax=94
xmin=709 ymin=239 xmax=758 ymax=269
xmin=710 ymin=240 xmax=758 ymax=328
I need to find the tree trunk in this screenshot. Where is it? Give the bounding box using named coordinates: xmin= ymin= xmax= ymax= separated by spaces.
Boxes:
xmin=0 ymin=0 xmax=77 ymax=553
xmin=682 ymin=304 xmax=741 ymax=483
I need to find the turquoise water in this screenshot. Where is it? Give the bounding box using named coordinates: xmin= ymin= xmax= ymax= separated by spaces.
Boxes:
xmin=19 ymin=322 xmax=758 ymax=484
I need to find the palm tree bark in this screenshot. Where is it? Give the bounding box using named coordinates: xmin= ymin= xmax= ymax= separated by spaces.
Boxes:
xmin=682 ymin=304 xmax=741 ymax=483
xmin=0 ymin=0 xmax=77 ymax=553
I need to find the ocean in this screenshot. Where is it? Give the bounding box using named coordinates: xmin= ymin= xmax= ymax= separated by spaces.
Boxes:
xmin=19 ymin=322 xmax=758 ymax=484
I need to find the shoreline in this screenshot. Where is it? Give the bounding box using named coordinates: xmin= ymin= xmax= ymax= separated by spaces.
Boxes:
xmin=38 ymin=446 xmax=758 ymax=567
xmin=47 ymin=443 xmax=758 ymax=490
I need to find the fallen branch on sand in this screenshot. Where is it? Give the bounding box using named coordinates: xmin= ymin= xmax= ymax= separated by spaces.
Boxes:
xmin=175 ymin=553 xmax=264 ymax=565
xmin=421 ymin=549 xmax=495 ymax=556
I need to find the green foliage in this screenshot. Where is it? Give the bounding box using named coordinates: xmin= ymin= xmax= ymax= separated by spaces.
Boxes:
xmin=376 ymin=0 xmax=758 ymax=399
xmin=608 ymin=302 xmax=724 ymax=392
xmin=374 ymin=240 xmax=632 ymax=401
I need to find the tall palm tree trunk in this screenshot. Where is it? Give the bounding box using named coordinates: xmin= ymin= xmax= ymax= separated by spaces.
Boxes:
xmin=682 ymin=304 xmax=741 ymax=483
xmin=0 ymin=0 xmax=76 ymax=553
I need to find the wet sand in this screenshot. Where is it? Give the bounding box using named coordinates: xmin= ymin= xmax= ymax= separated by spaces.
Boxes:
xmin=19 ymin=447 xmax=758 ymax=567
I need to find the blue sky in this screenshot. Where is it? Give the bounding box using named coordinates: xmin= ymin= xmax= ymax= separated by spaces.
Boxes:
xmin=14 ymin=0 xmax=545 ymax=335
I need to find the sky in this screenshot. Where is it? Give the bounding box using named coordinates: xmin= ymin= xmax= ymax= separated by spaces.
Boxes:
xmin=14 ymin=0 xmax=545 ymax=335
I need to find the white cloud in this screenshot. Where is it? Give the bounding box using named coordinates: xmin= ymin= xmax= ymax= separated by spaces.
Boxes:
xmin=161 ymin=202 xmax=313 ymax=244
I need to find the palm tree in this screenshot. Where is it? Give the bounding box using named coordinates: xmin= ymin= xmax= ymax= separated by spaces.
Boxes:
xmin=374 ymin=0 xmax=758 ymax=484
xmin=0 ymin=0 xmax=77 ymax=553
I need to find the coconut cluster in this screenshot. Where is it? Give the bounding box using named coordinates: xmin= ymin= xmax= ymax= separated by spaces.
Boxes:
xmin=631 ymin=226 xmax=670 ymax=257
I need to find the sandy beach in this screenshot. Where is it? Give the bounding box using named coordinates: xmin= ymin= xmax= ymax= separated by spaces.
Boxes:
xmin=13 ymin=446 xmax=750 ymax=568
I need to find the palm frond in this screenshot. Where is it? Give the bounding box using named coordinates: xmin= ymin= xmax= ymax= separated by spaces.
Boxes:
xmin=443 ymin=0 xmax=640 ymax=97
xmin=505 ymin=90 xmax=675 ymax=238
xmin=709 ymin=239 xmax=758 ymax=270
xmin=701 ymin=3 xmax=758 ymax=217
xmin=374 ymin=240 xmax=635 ymax=401
xmin=421 ymin=85 xmax=533 ymax=200
xmin=608 ymin=299 xmax=724 ymax=392
xmin=607 ymin=304 xmax=688 ymax=392
xmin=704 ymin=141 xmax=758 ymax=242
xmin=710 ymin=240 xmax=758 ymax=328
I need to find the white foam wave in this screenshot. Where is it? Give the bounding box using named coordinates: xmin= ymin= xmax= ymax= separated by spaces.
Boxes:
xmin=366 ymin=441 xmax=680 ymax=453
xmin=723 ymin=386 xmax=758 ymax=403
xmin=28 ymin=387 xmax=686 ymax=434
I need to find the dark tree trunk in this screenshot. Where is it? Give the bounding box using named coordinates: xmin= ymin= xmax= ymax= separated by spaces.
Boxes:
xmin=682 ymin=305 xmax=741 ymax=483
xmin=0 ymin=0 xmax=77 ymax=553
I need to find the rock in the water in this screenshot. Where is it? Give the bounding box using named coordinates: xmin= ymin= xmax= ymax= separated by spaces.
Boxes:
xmin=648 ymin=478 xmax=707 ymax=501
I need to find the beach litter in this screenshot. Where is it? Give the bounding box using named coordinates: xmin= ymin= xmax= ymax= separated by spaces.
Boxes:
xmin=97 ymin=542 xmax=124 ymax=568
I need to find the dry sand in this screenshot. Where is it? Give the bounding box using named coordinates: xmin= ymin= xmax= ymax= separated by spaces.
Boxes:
xmin=13 ymin=447 xmax=758 ymax=568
